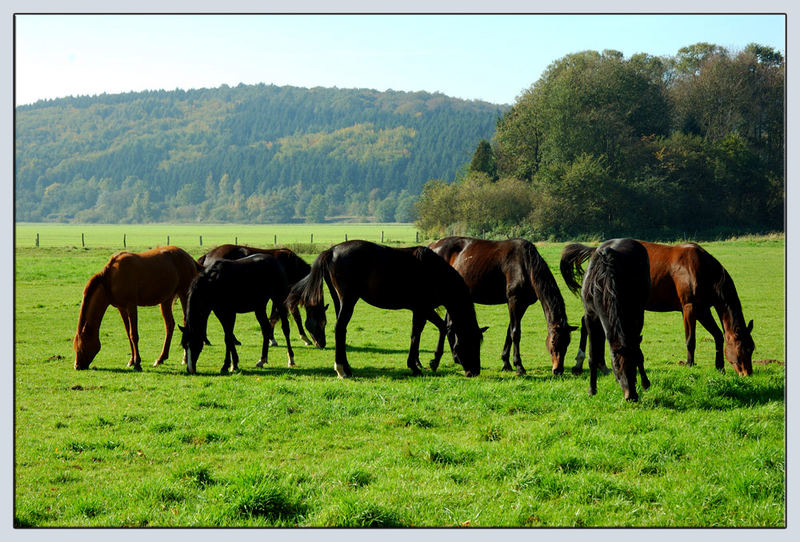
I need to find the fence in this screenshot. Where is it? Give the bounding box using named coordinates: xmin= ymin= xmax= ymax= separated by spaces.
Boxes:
xmin=16 ymin=223 xmax=423 ymax=250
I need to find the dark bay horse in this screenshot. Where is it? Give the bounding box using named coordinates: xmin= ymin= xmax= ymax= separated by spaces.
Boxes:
xmin=74 ymin=246 xmax=201 ymax=371
xmin=180 ymin=254 xmax=294 ymax=374
xmin=429 ymin=236 xmax=576 ymax=375
xmin=287 ymin=240 xmax=483 ymax=378
xmin=198 ymin=244 xmax=320 ymax=348
xmin=564 ymin=241 xmax=754 ymax=377
xmin=561 ymin=239 xmax=651 ymax=401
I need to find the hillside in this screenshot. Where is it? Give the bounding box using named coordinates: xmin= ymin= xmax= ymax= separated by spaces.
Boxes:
xmin=15 ymin=84 xmax=505 ymax=223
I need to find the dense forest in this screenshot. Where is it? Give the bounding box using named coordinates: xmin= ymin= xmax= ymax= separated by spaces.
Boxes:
xmin=417 ymin=43 xmax=784 ymax=239
xmin=15 ymin=84 xmax=504 ymax=223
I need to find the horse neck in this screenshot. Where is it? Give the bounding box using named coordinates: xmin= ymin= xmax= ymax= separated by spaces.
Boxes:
xmin=713 ymin=269 xmax=747 ymax=334
xmin=77 ymin=277 xmax=110 ymax=337
xmin=525 ymin=247 xmax=568 ymax=327
xmin=186 ymin=282 xmax=213 ymax=334
xmin=440 ymin=278 xmax=478 ymax=332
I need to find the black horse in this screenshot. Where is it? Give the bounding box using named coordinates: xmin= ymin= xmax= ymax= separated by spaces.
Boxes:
xmin=560 ymin=238 xmax=651 ymax=401
xmin=287 ymin=240 xmax=483 ymax=378
xmin=429 ymin=236 xmax=576 ymax=375
xmin=180 ymin=254 xmax=295 ymax=374
xmin=198 ymin=244 xmax=322 ymax=348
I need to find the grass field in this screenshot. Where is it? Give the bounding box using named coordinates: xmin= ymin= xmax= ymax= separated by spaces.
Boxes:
xmin=13 ymin=227 xmax=785 ymax=527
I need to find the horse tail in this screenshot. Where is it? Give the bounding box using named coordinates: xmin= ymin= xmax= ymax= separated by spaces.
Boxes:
xmin=287 ymin=248 xmax=332 ymax=309
xmin=560 ymin=243 xmax=597 ymax=295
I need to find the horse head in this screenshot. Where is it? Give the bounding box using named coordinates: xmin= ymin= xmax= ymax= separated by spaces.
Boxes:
xmin=303 ymin=303 xmax=328 ymax=349
xmin=179 ymin=324 xmax=205 ymax=374
xmin=611 ymin=341 xmax=644 ymax=402
xmin=725 ymin=320 xmax=754 ymax=376
xmin=445 ymin=315 xmax=484 ymax=377
xmin=548 ymin=322 xmax=578 ymax=376
xmin=73 ymin=329 xmax=100 ymax=370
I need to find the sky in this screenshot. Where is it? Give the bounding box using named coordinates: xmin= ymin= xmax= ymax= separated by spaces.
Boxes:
xmin=14 ymin=13 xmax=786 ymax=106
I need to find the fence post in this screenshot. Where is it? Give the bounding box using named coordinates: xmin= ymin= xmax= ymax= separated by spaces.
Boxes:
xmin=35 ymin=233 xmax=39 ymax=247
xmin=123 ymin=234 xmax=126 ymax=248
xmin=345 ymin=233 xmax=348 ymax=242
xmin=416 ymin=231 xmax=419 ymax=243
xmin=235 ymin=236 xmax=238 ymax=245
xmin=200 ymin=235 xmax=203 ymax=246
xmin=81 ymin=233 xmax=85 ymax=247
xmin=310 ymin=233 xmax=314 ymax=244
xmin=274 ymin=234 xmax=277 ymax=246
xmin=381 ymin=230 xmax=384 ymax=243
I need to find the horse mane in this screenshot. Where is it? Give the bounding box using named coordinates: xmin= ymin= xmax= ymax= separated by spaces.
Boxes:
xmin=77 ymin=269 xmax=109 ymax=330
xmin=520 ymin=240 xmax=568 ymax=326
xmin=713 ymin=265 xmax=746 ymax=331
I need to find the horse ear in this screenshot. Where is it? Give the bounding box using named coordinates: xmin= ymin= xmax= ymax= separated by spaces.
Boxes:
xmin=747 ymin=320 xmax=754 ymax=333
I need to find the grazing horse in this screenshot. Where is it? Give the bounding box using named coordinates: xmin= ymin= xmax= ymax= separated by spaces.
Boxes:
xmin=287 ymin=240 xmax=483 ymax=378
xmin=180 ymin=254 xmax=294 ymax=374
xmin=564 ymin=241 xmax=754 ymax=377
xmin=561 ymin=239 xmax=651 ymax=401
xmin=198 ymin=244 xmax=321 ymax=348
xmin=429 ymin=236 xmax=576 ymax=375
xmin=74 ymin=246 xmax=201 ymax=371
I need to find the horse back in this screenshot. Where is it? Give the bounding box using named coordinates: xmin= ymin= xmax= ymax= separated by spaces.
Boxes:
xmin=639 ymin=241 xmax=721 ymax=311
xmin=104 ymin=246 xmax=198 ymax=307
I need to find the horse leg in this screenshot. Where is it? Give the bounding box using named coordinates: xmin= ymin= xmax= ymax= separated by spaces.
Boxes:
xmin=277 ymin=301 xmax=295 ymax=367
xmin=127 ymin=306 xmax=142 ymax=372
xmin=508 ymin=298 xmax=528 ymax=376
xmin=255 ymin=306 xmax=271 ymax=368
xmin=406 ymin=311 xmax=426 ymax=376
xmin=500 ymin=316 xmax=514 ymax=371
xmin=638 ymin=356 xmax=651 ymax=390
xmin=178 ymin=293 xmax=189 ymax=365
xmin=118 ymin=307 xmax=135 ymax=367
xmin=266 ymin=303 xmax=279 ymax=347
xmin=428 ymin=310 xmax=447 ymax=372
xmin=682 ymin=303 xmax=697 ymax=367
xmin=155 ymin=297 xmax=175 ymax=366
xmin=218 ymin=311 xmax=238 ymax=374
xmin=333 ymin=299 xmax=356 ymax=378
xmin=586 ymin=316 xmax=605 ymax=396
xmin=572 ymin=315 xmax=588 ymax=375
xmin=697 ymin=307 xmax=725 ymax=371
xmin=288 ymin=304 xmax=312 ymax=346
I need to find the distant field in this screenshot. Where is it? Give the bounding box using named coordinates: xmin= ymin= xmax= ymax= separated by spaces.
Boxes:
xmin=14 ymin=231 xmax=785 ymax=527
xmin=14 ymin=222 xmax=422 ymax=250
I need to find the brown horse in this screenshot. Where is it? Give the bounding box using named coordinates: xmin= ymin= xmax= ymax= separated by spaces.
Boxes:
xmin=564 ymin=241 xmax=755 ymax=377
xmin=198 ymin=244 xmax=319 ymax=347
xmin=74 ymin=246 xmax=202 ymax=371
xmin=561 ymin=239 xmax=651 ymax=401
xmin=429 ymin=237 xmax=576 ymax=375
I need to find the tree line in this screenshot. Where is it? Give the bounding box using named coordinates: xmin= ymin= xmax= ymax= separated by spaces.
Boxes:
xmin=15 ymin=84 xmax=503 ymax=223
xmin=416 ymin=43 xmax=784 ymax=240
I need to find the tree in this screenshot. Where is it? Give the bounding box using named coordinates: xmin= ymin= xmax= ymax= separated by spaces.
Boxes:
xmin=469 ymin=139 xmax=497 ymax=180
xmin=305 ymin=194 xmax=328 ymax=223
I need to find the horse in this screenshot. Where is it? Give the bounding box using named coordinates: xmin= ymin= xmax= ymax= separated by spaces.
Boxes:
xmin=74 ymin=246 xmax=202 ymax=371
xmin=287 ymin=240 xmax=483 ymax=378
xmin=429 ymin=236 xmax=577 ymax=375
xmin=561 ymin=239 xmax=651 ymax=401
xmin=180 ymin=254 xmax=295 ymax=375
xmin=563 ymin=241 xmax=754 ymax=377
xmin=198 ymin=244 xmax=322 ymax=348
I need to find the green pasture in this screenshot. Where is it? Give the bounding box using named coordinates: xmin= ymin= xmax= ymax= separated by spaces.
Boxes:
xmin=14 ymin=229 xmax=785 ymax=527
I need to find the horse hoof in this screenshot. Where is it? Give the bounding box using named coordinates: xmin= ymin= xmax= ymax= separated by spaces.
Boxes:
xmin=641 ymin=380 xmax=651 ymax=390
xmin=501 ymin=365 xmax=514 ymax=372
xmin=269 ymin=339 xmax=278 ymax=347
xmin=600 ymin=366 xmax=611 ymax=376
xmin=256 ymin=360 xmax=266 ymax=368
xmin=429 ymin=360 xmax=439 ymax=372
xmin=287 ymin=359 xmax=296 ymax=368
xmin=588 ymin=387 xmax=597 ymax=396
xmin=301 ymin=338 xmax=312 ymax=346
xmin=516 ymin=367 xmax=527 ymax=376
xmin=572 ymin=367 xmax=583 ymax=376
xmin=133 ymin=364 xmax=142 ymax=372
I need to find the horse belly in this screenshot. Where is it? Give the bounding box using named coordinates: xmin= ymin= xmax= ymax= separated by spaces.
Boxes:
xmin=646 ymin=275 xmax=682 ymax=312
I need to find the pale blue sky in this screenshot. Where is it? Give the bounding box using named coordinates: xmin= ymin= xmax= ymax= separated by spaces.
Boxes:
xmin=15 ymin=13 xmax=786 ymax=106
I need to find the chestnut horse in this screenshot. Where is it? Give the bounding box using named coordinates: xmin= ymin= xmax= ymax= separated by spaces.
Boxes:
xmin=74 ymin=246 xmax=202 ymax=371
xmin=198 ymin=244 xmax=319 ymax=348
xmin=429 ymin=237 xmax=576 ymax=375
xmin=563 ymin=241 xmax=754 ymax=377
xmin=287 ymin=240 xmax=482 ymax=378
xmin=561 ymin=239 xmax=651 ymax=401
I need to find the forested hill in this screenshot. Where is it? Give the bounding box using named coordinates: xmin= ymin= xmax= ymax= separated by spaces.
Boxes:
xmin=15 ymin=84 xmax=505 ymax=223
